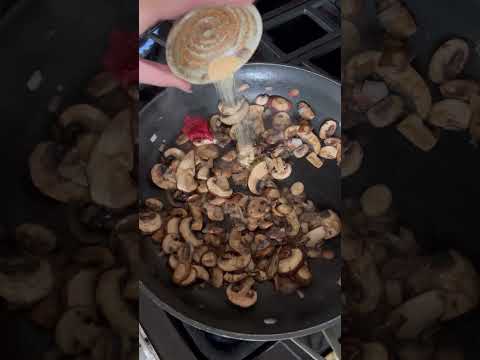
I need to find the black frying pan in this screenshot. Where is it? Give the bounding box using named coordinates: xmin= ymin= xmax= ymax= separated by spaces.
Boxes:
xmin=139 ymin=63 xmax=341 ymax=340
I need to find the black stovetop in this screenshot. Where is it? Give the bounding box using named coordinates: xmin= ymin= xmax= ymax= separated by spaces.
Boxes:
xmin=139 ymin=1 xmax=341 ymax=359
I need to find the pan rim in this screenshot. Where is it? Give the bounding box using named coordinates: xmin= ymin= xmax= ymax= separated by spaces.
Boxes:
xmin=139 ymin=62 xmax=341 ymax=340
xmin=140 ymin=281 xmax=341 ymax=341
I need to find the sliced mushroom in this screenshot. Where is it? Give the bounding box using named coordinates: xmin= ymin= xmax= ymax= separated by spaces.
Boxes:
xmin=290 ymin=182 xmax=304 ymax=196
xmin=348 ymin=252 xmax=382 ymax=313
xmin=145 ymin=198 xmax=164 ymax=212
xmin=205 ymin=204 xmax=224 ymax=221
xmin=388 ymin=290 xmax=445 ymax=339
xmin=345 ymin=51 xmax=382 ymax=84
xmin=96 ymin=268 xmax=137 ymax=337
xmin=189 ymin=203 xmax=203 ymax=231
xmin=377 ymin=63 xmax=432 ymax=119
xmin=270 ymin=96 xmax=292 ymax=112
xmin=286 ymin=210 xmax=301 ymax=236
xmin=180 ymin=267 xmax=197 ymax=286
xmin=293 ymin=144 xmax=309 ymax=158
xmin=164 ymin=148 xmax=185 ymax=160
xmin=278 ymin=248 xmax=304 ymax=275
xmin=201 ymin=251 xmax=217 ymax=267
xmin=210 ymin=267 xmax=224 ymax=288
xmin=196 ymin=144 xmax=220 ymax=160
xmin=429 ymin=38 xmax=470 ymax=84
xmin=297 ymin=101 xmax=315 ymax=120
xmin=247 ymin=197 xmax=271 ymax=219
xmin=192 ymin=245 xmax=209 ymax=263
xmin=0 ymin=258 xmax=54 ymax=304
xmin=196 ymin=166 xmax=210 ymax=181
xmin=319 ymin=146 xmax=338 ymax=160
xmin=172 ymin=263 xmax=191 ymax=284
xmin=272 ymin=112 xmax=292 ymax=131
xmin=295 ymin=264 xmax=313 ymax=286
xmin=222 ymin=150 xmax=237 ymax=162
xmin=176 ymin=150 xmax=198 ymax=193
xmin=305 ymin=226 xmax=327 ymax=249
xmin=59 ymin=104 xmax=110 ymax=133
xmin=139 ymin=210 xmax=162 ymax=234
xmin=29 ymin=142 xmax=89 ymax=202
xmin=218 ymin=253 xmax=252 ymax=272
xmin=207 ymin=176 xmax=233 ymax=198
xmin=319 ymin=119 xmax=337 ymax=139
xmin=429 ymin=99 xmax=472 ymax=130
xmin=15 ymin=223 xmax=56 ymax=256
xmin=360 ymin=184 xmax=392 ymax=217
xmin=298 ymin=128 xmax=321 ymax=154
xmin=306 ymin=152 xmax=324 ymax=168
xmin=397 ymin=114 xmax=438 ymax=152
xmin=224 ymin=272 xmax=248 ymax=283
xmin=249 ymin=105 xmax=266 ymax=135
xmin=151 ymin=164 xmax=176 ymax=190
xmin=162 ymin=234 xmax=183 ymax=254
xmin=179 ymin=217 xmax=203 ymax=247
xmin=193 ymin=265 xmax=210 ymax=282
xmin=284 ymin=125 xmax=300 ymax=139
xmin=55 ymin=307 xmax=102 ymax=355
xmin=341 ymin=138 xmax=363 ymax=177
xmin=248 ymin=161 xmax=269 ymax=195
xmin=270 ymin=158 xmax=292 ymax=180
xmin=440 ymin=79 xmax=479 ymax=102
xmin=87 ymin=109 xmax=136 ymax=208
xmin=376 ymin=0 xmax=416 ymax=39
xmin=226 ymin=277 xmax=257 ymax=308
xmin=367 ymin=95 xmax=404 ymax=128
xmin=167 ymin=217 xmax=181 ymax=234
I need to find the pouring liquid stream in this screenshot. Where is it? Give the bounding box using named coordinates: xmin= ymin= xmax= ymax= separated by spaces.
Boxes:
xmin=214 ymin=75 xmax=256 ymax=167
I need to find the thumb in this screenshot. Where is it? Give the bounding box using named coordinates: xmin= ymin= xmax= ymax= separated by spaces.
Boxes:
xmin=139 ymin=59 xmax=192 ymax=93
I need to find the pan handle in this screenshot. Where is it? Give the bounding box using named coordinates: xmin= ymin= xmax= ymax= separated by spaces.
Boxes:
xmin=287 ymin=327 xmax=341 ymax=360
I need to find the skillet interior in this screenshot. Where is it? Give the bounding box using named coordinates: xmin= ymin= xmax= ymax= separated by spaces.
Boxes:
xmin=139 ymin=63 xmax=342 ymax=339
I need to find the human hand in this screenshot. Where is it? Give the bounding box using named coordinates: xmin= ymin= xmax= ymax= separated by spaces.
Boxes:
xmin=139 ymin=0 xmax=254 ymax=92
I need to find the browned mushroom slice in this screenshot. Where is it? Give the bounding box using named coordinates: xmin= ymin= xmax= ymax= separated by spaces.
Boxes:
xmin=226 ymin=277 xmax=257 ymax=308
xmin=207 ymin=176 xmax=233 ymax=198
xmin=304 ymin=226 xmax=326 ymax=249
xmin=377 ymin=63 xmax=432 ymax=119
xmin=29 ymin=142 xmax=89 ymax=203
xmin=278 ymin=248 xmax=304 ymax=275
xmin=192 ymin=245 xmax=209 ymax=263
xmin=298 ymin=127 xmax=321 ymax=154
xmin=348 ymin=252 xmax=382 ymax=313
xmin=224 ymin=272 xmax=248 ymax=283
xmin=428 ymin=99 xmax=472 ymax=130
xmin=306 ymin=152 xmax=324 ymax=168
xmin=179 ymin=217 xmax=203 ymax=247
xmin=269 ymin=158 xmax=292 ymax=180
xmin=228 ymin=229 xmax=249 ymax=255
xmin=341 ymin=138 xmax=363 ymax=177
xmin=344 ymin=51 xmax=382 ymax=85
xmin=429 ymin=38 xmax=470 ymax=84
xmin=295 ymin=264 xmax=313 ymax=287
xmin=201 ymin=251 xmax=217 ymax=267
xmin=290 ymin=182 xmax=304 ymax=196
xmin=293 ymin=144 xmax=309 ymax=158
xmin=319 ymin=119 xmax=338 ymax=139
xmin=139 ymin=210 xmax=162 ymax=234
xmin=248 ymin=161 xmax=269 ymax=195
xmin=176 ymin=133 xmax=189 ymax=145
xmin=360 ymin=184 xmax=392 ymax=217
xmin=217 ymin=253 xmax=252 ymax=272
xmin=151 ymin=164 xmax=176 ymax=190
xmin=196 ymin=144 xmax=220 ymax=160
xmin=87 ymin=109 xmax=136 ymax=209
xmin=397 ymin=114 xmax=438 ymax=152
xmin=388 ymin=290 xmax=445 ymax=339
xmin=176 ymin=150 xmax=198 ymax=193
xmin=164 ymin=147 xmax=186 ymax=161
xmin=367 ymin=95 xmax=404 ymax=128
xmin=172 ymin=263 xmax=192 ymax=284
xmin=379 ymin=35 xmax=410 ymax=72
xmin=249 ymin=105 xmax=266 ymax=135
xmin=376 ymin=0 xmax=416 ymax=39
xmin=210 ymin=267 xmax=224 ymax=288
xmin=297 ymin=101 xmax=316 ymax=120
xmin=205 ymin=204 xmax=224 ymax=221
xmin=319 ymin=146 xmax=338 ymax=160
xmin=193 ymin=265 xmax=210 ymax=282
xmin=145 ymin=198 xmax=163 ymax=212
xmin=162 ymin=234 xmax=183 ymax=254
xmin=179 ymin=267 xmax=197 ymax=286
xmin=440 ymin=80 xmax=480 ymax=102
